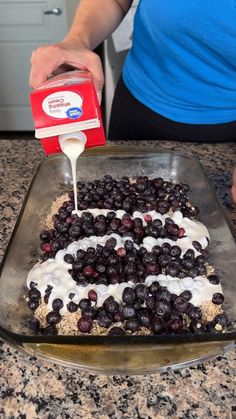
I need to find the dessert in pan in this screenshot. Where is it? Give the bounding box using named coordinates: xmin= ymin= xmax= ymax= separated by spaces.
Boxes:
xmin=26 ymin=174 xmax=229 ymax=337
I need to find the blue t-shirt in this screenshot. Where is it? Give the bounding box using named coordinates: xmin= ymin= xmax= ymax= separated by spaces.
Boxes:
xmin=123 ymin=0 xmax=236 ymax=124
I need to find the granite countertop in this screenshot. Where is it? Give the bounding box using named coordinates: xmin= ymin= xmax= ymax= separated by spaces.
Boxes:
xmin=0 ymin=138 xmax=236 ymax=419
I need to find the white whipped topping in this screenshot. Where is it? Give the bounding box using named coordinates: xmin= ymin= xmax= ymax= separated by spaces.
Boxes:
xmin=63 ymin=233 xmax=139 ymax=258
xmin=27 ymin=255 xmax=222 ymax=314
xmin=27 ymin=209 xmax=212 ymax=315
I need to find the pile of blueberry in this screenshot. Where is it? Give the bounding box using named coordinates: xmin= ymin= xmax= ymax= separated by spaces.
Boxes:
xmin=26 ymin=175 xmax=228 ymax=336
xmin=28 ymin=280 xmax=227 ymax=336
xmin=39 ymin=175 xmax=199 ymax=261
xmin=58 ymin=237 xmax=209 ymax=287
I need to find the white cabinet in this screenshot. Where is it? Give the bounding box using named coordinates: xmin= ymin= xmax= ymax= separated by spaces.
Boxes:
xmin=0 ymin=0 xmax=70 ymax=130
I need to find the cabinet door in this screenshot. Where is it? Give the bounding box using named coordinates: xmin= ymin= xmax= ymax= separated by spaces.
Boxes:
xmin=0 ymin=0 xmax=68 ymax=130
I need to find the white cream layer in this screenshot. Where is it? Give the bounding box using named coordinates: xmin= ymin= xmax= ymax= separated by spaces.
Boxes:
xmin=27 ymin=209 xmax=212 ymax=314
xmin=67 ymin=209 xmax=209 ymax=256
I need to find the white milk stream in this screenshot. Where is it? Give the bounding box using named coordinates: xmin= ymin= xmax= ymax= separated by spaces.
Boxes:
xmin=59 ymin=132 xmax=87 ymax=216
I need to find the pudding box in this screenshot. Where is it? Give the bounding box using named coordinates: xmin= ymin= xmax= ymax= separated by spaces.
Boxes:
xmin=30 ymin=70 xmax=106 ymax=155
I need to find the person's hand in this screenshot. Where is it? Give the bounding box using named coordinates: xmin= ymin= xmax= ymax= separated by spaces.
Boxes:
xmin=232 ymin=167 xmax=236 ymax=203
xmin=29 ymin=39 xmax=104 ymax=99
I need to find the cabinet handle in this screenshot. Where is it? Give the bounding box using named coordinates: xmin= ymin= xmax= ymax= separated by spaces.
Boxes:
xmin=44 ymin=7 xmax=62 ymax=15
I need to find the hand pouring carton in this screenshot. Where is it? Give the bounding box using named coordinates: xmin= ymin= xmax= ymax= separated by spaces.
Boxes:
xmin=30 ymin=70 xmax=106 ymax=155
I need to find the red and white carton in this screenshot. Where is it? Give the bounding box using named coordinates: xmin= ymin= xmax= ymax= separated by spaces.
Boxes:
xmin=30 ymin=70 xmax=106 ymax=155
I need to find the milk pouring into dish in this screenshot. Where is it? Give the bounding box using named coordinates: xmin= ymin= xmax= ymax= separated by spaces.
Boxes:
xmin=30 ymin=70 xmax=106 ymax=213
xmin=59 ymin=132 xmax=87 ymax=215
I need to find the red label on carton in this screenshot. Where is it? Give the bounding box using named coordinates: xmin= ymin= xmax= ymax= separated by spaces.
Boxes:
xmin=30 ymin=71 xmax=106 ymax=155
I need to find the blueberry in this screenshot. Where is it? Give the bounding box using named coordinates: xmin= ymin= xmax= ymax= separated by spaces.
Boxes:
xmin=122 ymin=287 xmax=136 ymax=305
xmin=28 ymin=288 xmax=41 ymax=300
xmin=148 ymin=281 xmax=160 ymax=295
xmin=174 ymin=296 xmax=189 ymax=313
xmin=108 ymin=327 xmax=126 ymax=336
xmin=40 ymin=230 xmax=51 ymax=242
xmin=168 ymin=318 xmax=183 ymax=333
xmin=105 ymin=300 xmax=119 ymax=315
xmin=182 ymin=258 xmax=195 ymax=270
xmin=82 ymin=307 xmax=97 ymax=319
xmin=79 ymin=298 xmax=91 ymax=310
xmin=46 ymin=310 xmax=62 ymax=325
xmin=183 ymin=249 xmax=195 ymax=259
xmin=77 ymin=249 xmax=86 ymax=259
xmin=132 ymin=298 xmax=142 ymax=310
xmin=179 ymin=290 xmax=192 ymax=301
xmin=67 ymin=301 xmax=78 ymax=313
xmin=208 ymin=274 xmax=220 ymax=285
xmin=81 ymin=212 xmax=94 ymax=224
xmin=124 ymin=240 xmax=134 ymax=251
xmin=135 ymin=284 xmax=148 ymax=302
xmin=143 ymin=253 xmax=156 ymax=265
xmin=107 ymin=211 xmax=116 ymax=221
xmin=192 ymin=241 xmax=202 ymax=252
xmin=125 ymin=318 xmax=141 ymax=332
xmin=212 ymin=293 xmax=224 ymax=305
xmin=138 ymin=308 xmax=151 ymax=327
xmin=157 ymin=289 xmax=172 ymax=303
xmin=83 ymin=265 xmax=95 ymax=277
xmin=28 ymin=299 xmax=39 ymax=311
xmin=170 ymin=246 xmax=181 ymax=258
xmin=73 ymin=261 xmax=84 ymax=271
xmin=158 ymin=254 xmax=172 ymax=268
xmin=151 ymin=316 xmax=164 ymax=334
xmin=188 ymin=306 xmax=202 ymax=322
xmin=155 ymin=301 xmax=171 ymax=318
xmin=146 ymin=295 xmax=156 ymax=311
xmin=52 ymin=298 xmax=64 ymax=311
xmin=88 ymin=290 xmax=97 ymax=302
xmin=166 ymin=262 xmax=180 ymax=277
xmin=28 ymin=318 xmax=40 ymax=332
xmin=122 ymin=305 xmax=136 ymax=319
xmin=195 ymin=255 xmax=206 ymax=265
xmin=103 ymin=296 xmax=115 ymax=309
xmin=95 ymin=221 xmax=107 ymax=234
xmin=151 ymin=245 xmax=162 ymax=256
xmin=113 ymin=309 xmax=124 ymax=323
xmin=161 ymin=243 xmax=171 ymax=254
xmin=77 ymin=317 xmax=93 ymax=333
xmin=214 ymin=313 xmax=228 ymax=327
xmin=44 ymin=325 xmax=58 ymax=335
xmin=134 ymin=218 xmax=143 ymax=228
xmin=96 ymin=310 xmax=113 ymax=328
xmin=108 ymin=254 xmax=119 ymax=266
xmin=105 ymin=237 xmax=117 ymax=250
xmin=196 ymin=264 xmax=207 ymax=275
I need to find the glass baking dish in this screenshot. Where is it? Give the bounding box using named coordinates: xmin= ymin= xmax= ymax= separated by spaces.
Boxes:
xmin=0 ymin=146 xmax=235 ymax=374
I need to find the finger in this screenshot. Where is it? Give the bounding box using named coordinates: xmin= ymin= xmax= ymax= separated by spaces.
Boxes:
xmin=85 ymin=52 xmax=105 ymax=93
xmin=59 ymin=49 xmax=105 ymax=93
xmin=29 ymin=45 xmax=64 ymax=88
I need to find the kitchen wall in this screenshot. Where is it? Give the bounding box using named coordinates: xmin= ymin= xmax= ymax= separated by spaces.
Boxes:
xmin=66 ymin=0 xmax=79 ymax=26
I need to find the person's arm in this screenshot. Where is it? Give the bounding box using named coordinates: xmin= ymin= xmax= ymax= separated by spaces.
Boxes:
xmin=64 ymin=0 xmax=132 ymax=50
xmin=30 ymin=0 xmax=133 ymax=91
xmin=232 ymin=167 xmax=236 ymax=203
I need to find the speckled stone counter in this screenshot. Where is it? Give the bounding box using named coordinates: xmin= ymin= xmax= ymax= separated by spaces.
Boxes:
xmin=0 ymin=138 xmax=236 ymax=419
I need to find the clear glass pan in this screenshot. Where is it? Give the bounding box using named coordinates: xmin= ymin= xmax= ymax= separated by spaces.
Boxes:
xmin=0 ymin=146 xmax=235 ymax=374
